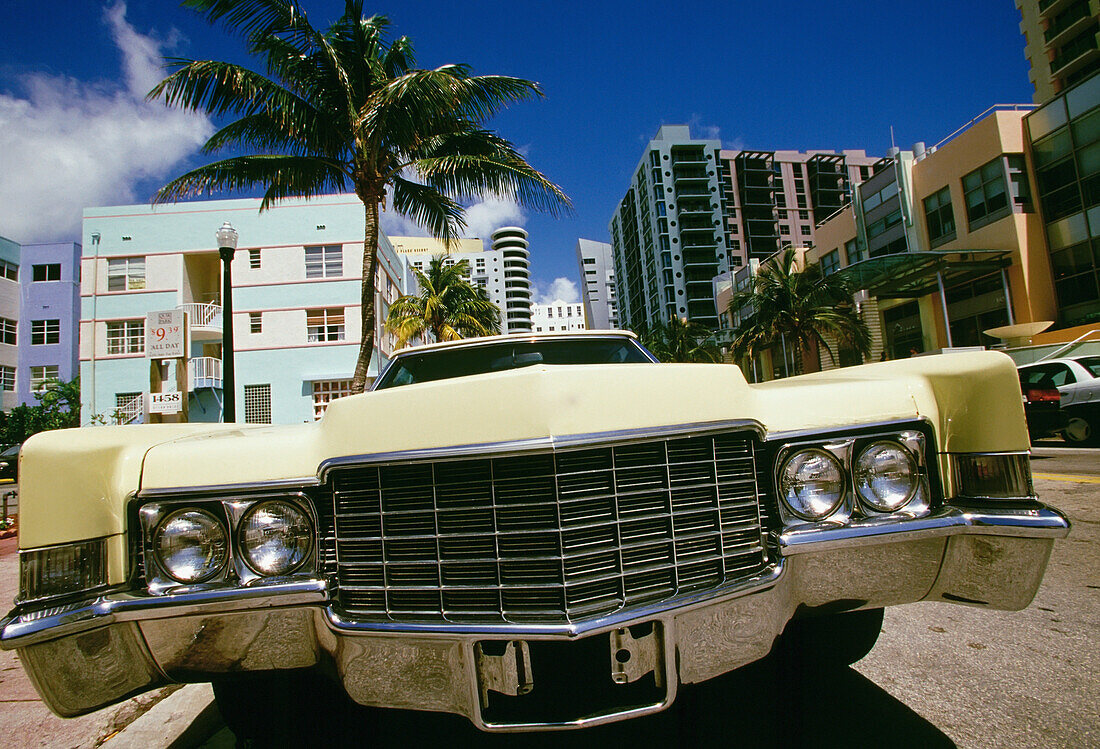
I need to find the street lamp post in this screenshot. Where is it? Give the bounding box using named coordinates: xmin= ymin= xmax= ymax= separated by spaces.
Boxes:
xmin=216 ymin=222 xmax=239 ymax=422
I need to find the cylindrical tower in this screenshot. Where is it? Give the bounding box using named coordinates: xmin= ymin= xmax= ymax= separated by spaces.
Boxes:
xmin=491 ymin=226 xmax=533 ymax=333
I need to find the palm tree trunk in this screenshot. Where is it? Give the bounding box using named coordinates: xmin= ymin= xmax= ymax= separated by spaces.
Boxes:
xmin=351 ymin=200 xmax=381 ymax=393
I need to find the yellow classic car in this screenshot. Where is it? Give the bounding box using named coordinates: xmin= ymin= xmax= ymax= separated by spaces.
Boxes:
xmin=0 ymin=331 xmax=1070 ymax=735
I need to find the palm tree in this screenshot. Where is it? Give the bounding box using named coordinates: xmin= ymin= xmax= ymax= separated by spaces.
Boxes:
xmin=150 ymin=0 xmax=570 ymax=392
xmin=385 ymin=255 xmax=499 ymax=347
xmin=639 ymin=315 xmax=722 ymax=363
xmin=729 ymin=247 xmax=870 ymax=375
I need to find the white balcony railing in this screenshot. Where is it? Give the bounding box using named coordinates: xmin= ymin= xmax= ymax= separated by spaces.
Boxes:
xmin=178 ymin=302 xmax=222 ymax=330
xmin=116 ymin=394 xmax=144 ymax=425
xmin=188 ymin=356 xmax=223 ymax=390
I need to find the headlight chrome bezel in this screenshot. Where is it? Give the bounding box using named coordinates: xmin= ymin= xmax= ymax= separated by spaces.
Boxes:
xmin=139 ymin=493 xmax=316 ymax=595
xmin=773 ymin=429 xmax=929 ymax=525
xmin=236 ymin=499 xmax=314 ymax=577
xmin=152 ymin=507 xmax=230 ymax=584
xmin=777 ymin=447 xmax=847 ymax=521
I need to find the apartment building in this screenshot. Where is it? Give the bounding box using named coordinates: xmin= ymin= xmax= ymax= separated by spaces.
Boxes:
xmin=0 ymin=237 xmax=19 ymax=411
xmin=609 ymin=125 xmax=877 ymax=330
xmin=1017 ymin=0 xmax=1100 ymax=104
xmin=575 ymin=238 xmax=618 ymax=329
xmin=805 ymin=106 xmax=1055 ymax=365
xmin=532 ymin=299 xmax=586 ymax=333
xmin=81 ymin=194 xmax=406 ymax=425
xmin=17 ymin=242 xmax=81 ymax=407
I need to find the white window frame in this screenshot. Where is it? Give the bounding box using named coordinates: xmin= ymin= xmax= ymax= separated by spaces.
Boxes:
xmin=107 ymin=257 xmax=146 ymax=291
xmin=306 ymin=308 xmax=345 ymax=342
xmin=30 ymin=365 xmax=59 ymax=392
xmin=243 ymin=384 xmax=272 ymax=424
xmin=106 ymin=320 xmax=145 ymax=354
xmin=31 ymin=319 xmax=60 ymax=345
xmin=312 ymin=379 xmax=352 ymax=420
xmin=304 ymin=245 xmax=342 ymax=278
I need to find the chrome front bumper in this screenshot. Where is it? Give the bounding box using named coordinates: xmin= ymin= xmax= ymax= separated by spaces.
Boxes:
xmin=1 ymin=505 xmax=1070 ymax=729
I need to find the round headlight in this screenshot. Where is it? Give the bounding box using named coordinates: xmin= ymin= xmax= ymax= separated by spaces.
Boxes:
xmin=854 ymin=441 xmax=918 ymax=512
xmin=238 ymin=501 xmax=313 ymax=576
xmin=778 ymin=449 xmax=845 ymax=520
xmin=154 ymin=509 xmax=229 ymax=583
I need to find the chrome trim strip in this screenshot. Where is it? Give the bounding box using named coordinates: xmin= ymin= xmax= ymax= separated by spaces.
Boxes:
xmin=138 ymin=477 xmax=320 ymax=499
xmin=317 ymin=419 xmax=765 ymax=478
xmin=764 ymin=416 xmax=933 ymax=443
xmin=779 ymin=506 xmax=1070 ymax=555
xmin=1 ymin=578 xmax=328 ymax=648
xmin=326 ymin=564 xmax=785 ymax=638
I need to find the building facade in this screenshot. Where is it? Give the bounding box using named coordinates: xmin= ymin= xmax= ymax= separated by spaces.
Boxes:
xmin=17 ymin=242 xmax=81 ymax=407
xmin=532 ymin=299 xmax=586 ymax=333
xmin=1024 ymin=72 xmax=1100 ymax=328
xmin=805 ymin=107 xmax=1055 ymax=366
xmin=574 ymin=238 xmax=618 ymax=329
xmin=81 ymin=194 xmax=406 ymax=426
xmin=1017 ymin=0 xmax=1100 ymax=104
xmin=609 ymin=125 xmax=877 ymax=330
xmin=492 ymin=226 xmax=534 ymax=333
xmin=0 ymin=236 xmax=19 ymax=411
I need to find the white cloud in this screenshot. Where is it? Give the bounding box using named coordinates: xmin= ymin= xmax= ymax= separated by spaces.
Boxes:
xmin=535 ymin=277 xmax=579 ymax=305
xmin=0 ymin=3 xmax=213 ymax=243
xmin=380 ymin=195 xmax=527 ymax=243
xmin=460 ymin=197 xmax=526 ymax=240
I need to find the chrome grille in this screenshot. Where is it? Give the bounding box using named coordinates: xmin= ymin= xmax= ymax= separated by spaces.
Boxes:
xmin=330 ymin=430 xmax=766 ymax=624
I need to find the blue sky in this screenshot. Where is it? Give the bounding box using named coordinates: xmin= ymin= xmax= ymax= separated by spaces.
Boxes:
xmin=1 ymin=1 xmax=1033 ymax=301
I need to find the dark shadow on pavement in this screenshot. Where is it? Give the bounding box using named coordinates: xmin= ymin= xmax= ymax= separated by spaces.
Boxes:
xmin=235 ymin=653 xmax=955 ymax=748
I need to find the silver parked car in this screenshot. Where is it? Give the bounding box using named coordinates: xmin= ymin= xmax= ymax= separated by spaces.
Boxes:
xmin=1017 ymin=355 xmax=1100 ymax=444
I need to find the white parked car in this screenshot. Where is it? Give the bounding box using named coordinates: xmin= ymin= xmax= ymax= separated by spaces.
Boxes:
xmin=1017 ymin=355 xmax=1100 ymax=444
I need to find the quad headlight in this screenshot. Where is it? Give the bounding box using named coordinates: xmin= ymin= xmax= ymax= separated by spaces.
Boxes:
xmin=775 ymin=430 xmax=927 ymax=523
xmin=853 ymin=441 xmax=919 ymax=512
xmin=238 ymin=500 xmax=313 ymax=576
xmin=778 ymin=448 xmax=846 ymax=520
xmin=153 ymin=508 xmax=229 ymax=584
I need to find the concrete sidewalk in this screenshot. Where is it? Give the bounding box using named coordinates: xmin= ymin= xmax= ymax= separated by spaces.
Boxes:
xmin=0 ymin=534 xmax=225 ymax=747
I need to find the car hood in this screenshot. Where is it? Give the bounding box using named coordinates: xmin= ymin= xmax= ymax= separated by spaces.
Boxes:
xmin=18 ymin=351 xmax=1026 ymax=548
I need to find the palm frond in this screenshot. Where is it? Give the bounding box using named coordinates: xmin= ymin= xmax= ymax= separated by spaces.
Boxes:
xmin=153 ymin=155 xmax=347 ymax=205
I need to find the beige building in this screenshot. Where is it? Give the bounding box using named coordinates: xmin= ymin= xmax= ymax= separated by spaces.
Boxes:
xmin=1017 ymin=0 xmax=1100 ymax=104
xmin=802 ymin=107 xmax=1058 ymax=367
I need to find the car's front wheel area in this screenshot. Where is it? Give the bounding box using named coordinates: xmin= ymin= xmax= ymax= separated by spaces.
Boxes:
xmin=776 ymin=608 xmax=885 ymax=668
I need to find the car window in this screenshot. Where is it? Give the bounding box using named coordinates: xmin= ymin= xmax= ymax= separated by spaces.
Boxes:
xmin=1022 ymin=363 xmax=1075 ymax=387
xmin=1076 ymin=356 xmax=1100 ymax=378
xmin=374 ymin=339 xmax=653 ymax=390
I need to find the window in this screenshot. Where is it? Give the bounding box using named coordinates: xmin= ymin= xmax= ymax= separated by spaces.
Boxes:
xmin=31 ymin=319 xmax=60 ymax=345
xmin=800 ymin=225 xmax=812 ymax=236
xmin=583 ymin=258 xmax=596 ymax=265
xmin=1006 ymin=155 xmax=1033 ymax=211
xmin=923 ymin=186 xmax=956 ymax=246
xmin=106 ymin=320 xmax=144 ymax=354
xmin=963 ymin=158 xmax=1010 ymax=229
xmin=820 ymin=250 xmax=840 ymax=276
xmin=799 ymin=210 xmax=809 ymax=220
xmin=107 ymin=257 xmax=145 ymax=291
xmin=249 ymin=249 xmax=261 ymax=269
xmin=304 ymin=245 xmax=342 ymax=278
xmin=32 ymin=264 xmax=61 ymax=281
xmin=780 ymin=225 xmax=791 ymax=235
xmin=0 ymin=317 xmax=15 ymax=345
xmin=312 ymin=379 xmax=352 ymax=420
xmin=0 ymin=260 xmax=16 ymax=281
xmin=250 ymin=312 xmax=262 ymax=334
xmin=31 ymin=365 xmax=59 ymax=392
xmin=306 ymin=308 xmax=345 ymax=342
xmin=845 ymin=238 xmax=866 ymax=265
xmin=243 ymin=384 xmax=272 ymax=424
xmin=867 ymin=209 xmax=902 ymax=239
xmin=0 ymin=366 xmax=13 ymax=391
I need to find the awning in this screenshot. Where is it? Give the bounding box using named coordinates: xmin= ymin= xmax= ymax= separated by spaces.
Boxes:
xmin=834 ymin=250 xmax=1012 ymax=298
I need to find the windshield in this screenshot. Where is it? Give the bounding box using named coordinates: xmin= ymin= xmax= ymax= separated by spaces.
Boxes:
xmin=373 ymin=338 xmax=655 ymax=390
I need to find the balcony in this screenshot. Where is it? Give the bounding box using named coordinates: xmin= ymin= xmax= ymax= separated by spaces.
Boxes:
xmin=178 ymin=302 xmax=223 ymax=342
xmin=188 ymin=356 xmax=223 ymax=390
